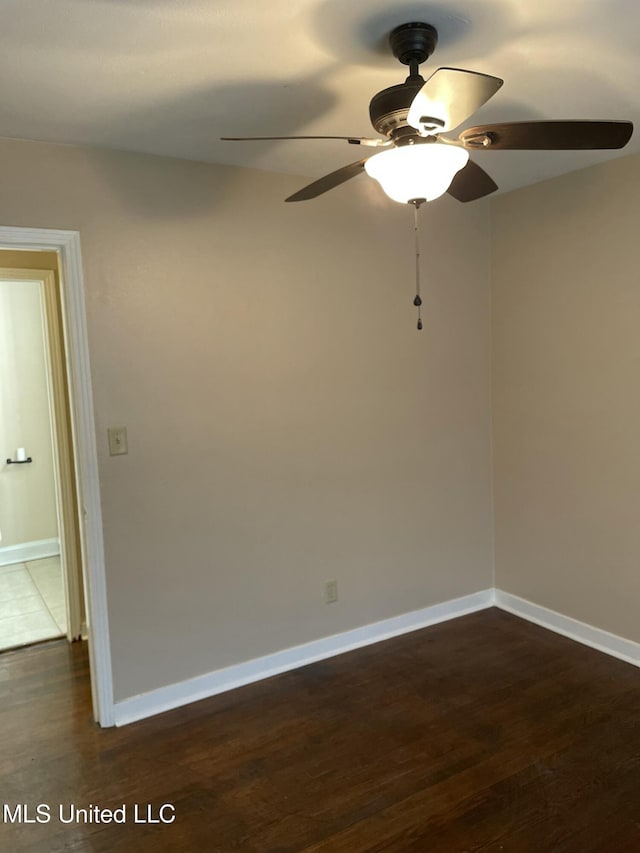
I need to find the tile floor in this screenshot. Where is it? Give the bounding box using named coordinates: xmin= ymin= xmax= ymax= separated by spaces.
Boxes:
xmin=0 ymin=557 xmax=66 ymax=652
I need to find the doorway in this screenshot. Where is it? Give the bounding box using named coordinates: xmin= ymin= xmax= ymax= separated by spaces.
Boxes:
xmin=0 ymin=264 xmax=84 ymax=650
xmin=0 ymin=230 xmax=113 ymax=726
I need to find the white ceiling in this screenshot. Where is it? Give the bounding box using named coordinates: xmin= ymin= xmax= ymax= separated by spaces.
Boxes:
xmin=1 ymin=0 xmax=639 ymax=197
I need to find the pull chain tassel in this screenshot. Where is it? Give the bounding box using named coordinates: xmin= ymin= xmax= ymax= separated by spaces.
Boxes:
xmin=412 ymin=199 xmax=424 ymax=331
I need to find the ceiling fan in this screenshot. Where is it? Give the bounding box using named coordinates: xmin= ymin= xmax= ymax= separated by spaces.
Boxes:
xmin=222 ymin=22 xmax=633 ymax=206
xmin=223 ymin=23 xmax=632 ymax=329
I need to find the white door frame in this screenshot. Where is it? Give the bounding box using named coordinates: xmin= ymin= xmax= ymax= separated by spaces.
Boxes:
xmin=0 ymin=226 xmax=114 ymax=726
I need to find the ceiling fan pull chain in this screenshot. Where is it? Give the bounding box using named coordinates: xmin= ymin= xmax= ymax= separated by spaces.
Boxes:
xmin=412 ymin=199 xmax=424 ymax=330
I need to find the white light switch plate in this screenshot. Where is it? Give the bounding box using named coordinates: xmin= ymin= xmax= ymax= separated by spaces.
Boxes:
xmin=108 ymin=426 xmax=128 ymax=456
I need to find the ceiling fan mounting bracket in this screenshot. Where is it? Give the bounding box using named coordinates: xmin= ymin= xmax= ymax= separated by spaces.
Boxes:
xmin=389 ymin=23 xmax=438 ymax=71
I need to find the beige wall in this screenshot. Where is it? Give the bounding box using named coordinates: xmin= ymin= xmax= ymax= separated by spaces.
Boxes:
xmin=0 ymin=277 xmax=58 ymax=550
xmin=492 ymin=152 xmax=640 ymax=642
xmin=0 ymin=137 xmax=493 ymax=701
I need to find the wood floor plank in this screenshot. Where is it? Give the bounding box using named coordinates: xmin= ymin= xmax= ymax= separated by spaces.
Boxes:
xmin=2 ymin=608 xmax=640 ymax=851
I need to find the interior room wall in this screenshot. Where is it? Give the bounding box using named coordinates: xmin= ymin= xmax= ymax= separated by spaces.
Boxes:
xmin=491 ymin=152 xmax=640 ymax=643
xmin=0 ymin=277 xmax=58 ymax=552
xmin=0 ymin=136 xmax=493 ymax=702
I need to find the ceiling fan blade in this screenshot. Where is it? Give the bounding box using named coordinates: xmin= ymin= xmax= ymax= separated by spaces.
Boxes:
xmin=459 ymin=120 xmax=634 ymax=150
xmin=447 ymin=160 xmax=498 ymax=202
xmin=407 ymin=67 xmax=503 ymax=135
xmin=285 ymin=159 xmax=368 ymax=202
xmin=221 ymin=135 xmax=390 ymax=148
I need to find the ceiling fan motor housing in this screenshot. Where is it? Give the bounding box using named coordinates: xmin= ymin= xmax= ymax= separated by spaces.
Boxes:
xmin=369 ymin=79 xmax=425 ymax=137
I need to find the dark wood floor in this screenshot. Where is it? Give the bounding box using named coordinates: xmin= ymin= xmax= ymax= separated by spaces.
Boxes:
xmin=2 ymin=608 xmax=640 ymax=852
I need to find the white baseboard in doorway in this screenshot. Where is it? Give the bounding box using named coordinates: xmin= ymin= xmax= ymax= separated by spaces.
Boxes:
xmin=494 ymin=589 xmax=640 ymax=668
xmin=113 ymin=588 xmax=494 ymax=726
xmin=0 ymin=538 xmax=60 ymax=567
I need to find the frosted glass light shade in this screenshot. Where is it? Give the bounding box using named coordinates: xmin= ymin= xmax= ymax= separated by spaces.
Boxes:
xmin=364 ymin=143 xmax=469 ymax=204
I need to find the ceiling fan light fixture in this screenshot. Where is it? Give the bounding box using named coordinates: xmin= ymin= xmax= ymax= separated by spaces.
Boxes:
xmin=364 ymin=143 xmax=469 ymax=204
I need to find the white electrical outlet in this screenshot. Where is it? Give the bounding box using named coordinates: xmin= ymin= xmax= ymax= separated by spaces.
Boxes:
xmin=324 ymin=579 xmax=338 ymax=604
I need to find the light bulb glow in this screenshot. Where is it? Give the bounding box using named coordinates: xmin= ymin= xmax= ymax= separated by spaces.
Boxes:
xmin=364 ymin=143 xmax=469 ymax=204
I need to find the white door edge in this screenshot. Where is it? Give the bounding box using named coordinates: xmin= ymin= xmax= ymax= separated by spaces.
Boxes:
xmin=0 ymin=226 xmax=114 ymax=727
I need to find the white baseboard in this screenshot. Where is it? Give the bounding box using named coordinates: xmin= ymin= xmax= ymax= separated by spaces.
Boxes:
xmin=494 ymin=589 xmax=640 ymax=668
xmin=0 ymin=538 xmax=60 ymax=567
xmin=112 ymin=586 xmax=640 ymax=728
xmin=114 ymin=588 xmax=494 ymax=726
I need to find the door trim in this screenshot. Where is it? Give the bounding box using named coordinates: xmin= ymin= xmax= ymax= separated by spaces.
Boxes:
xmin=0 ymin=267 xmax=84 ymax=641
xmin=0 ymin=226 xmax=113 ymax=726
